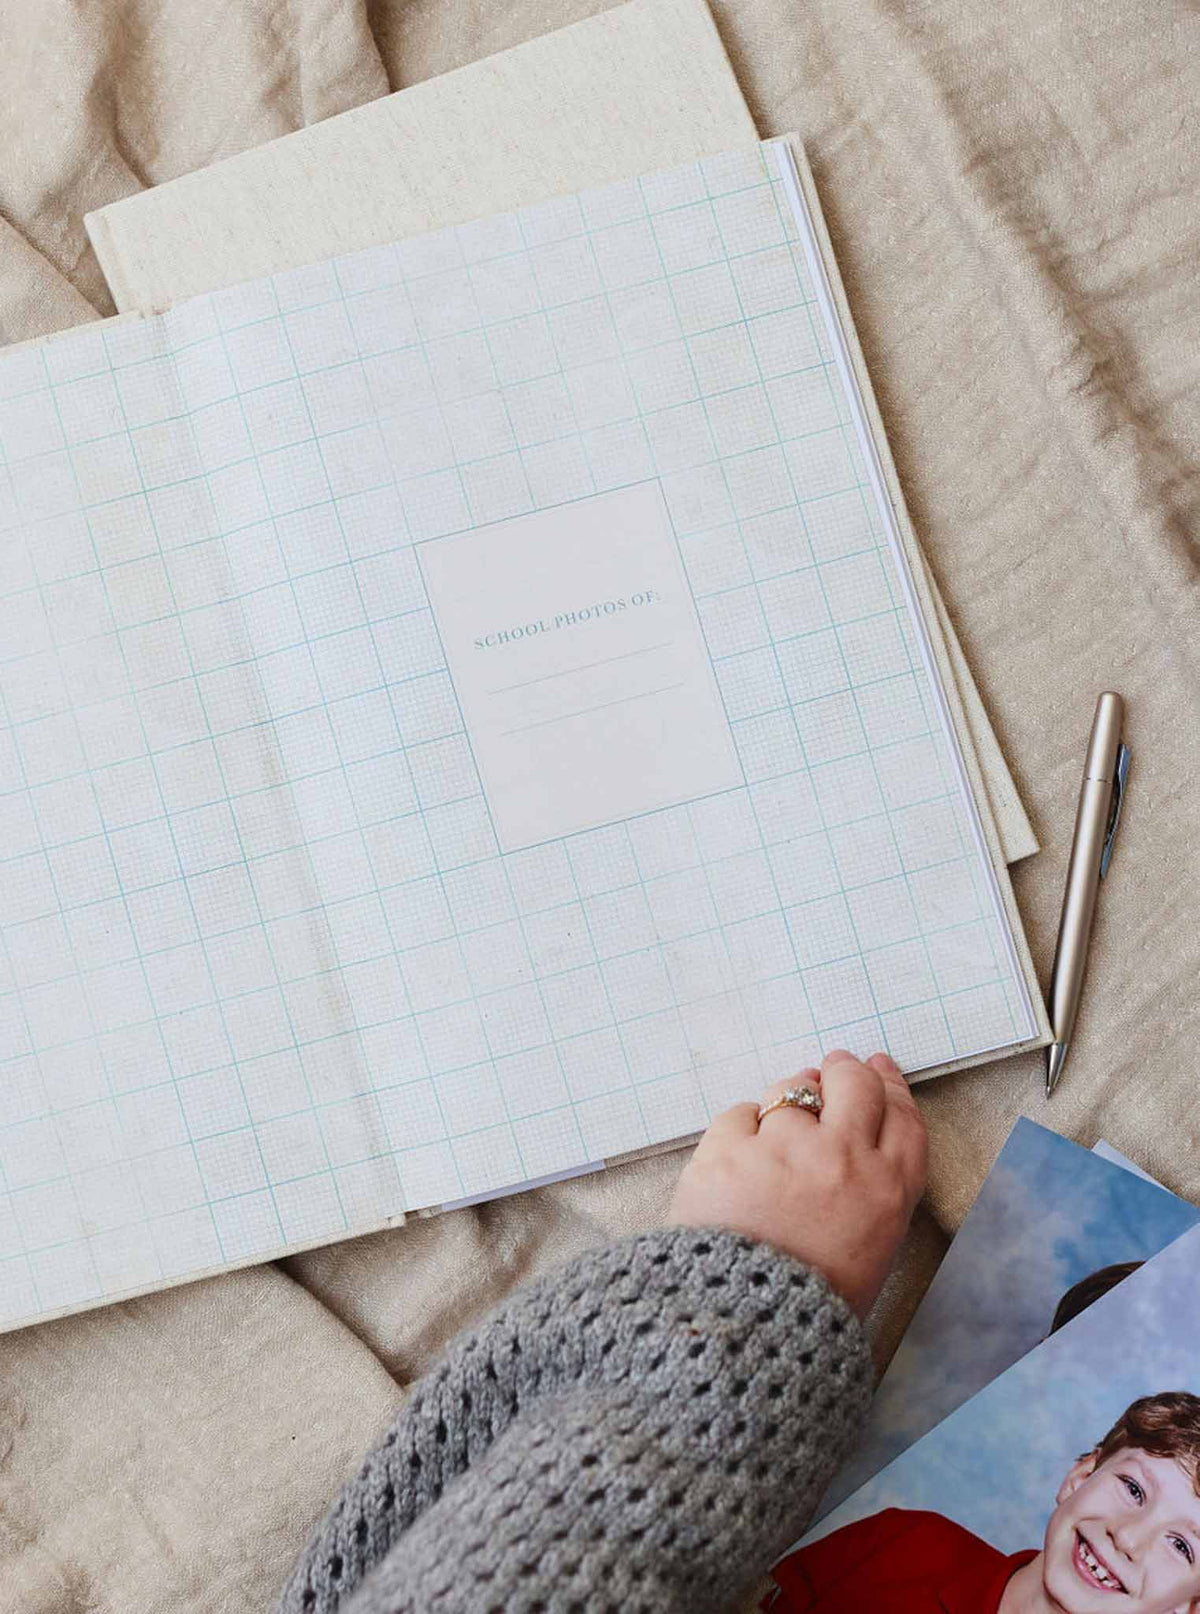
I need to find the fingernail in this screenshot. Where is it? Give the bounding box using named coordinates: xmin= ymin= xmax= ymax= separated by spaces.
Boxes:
xmin=824 ymin=1048 xmax=857 ymax=1063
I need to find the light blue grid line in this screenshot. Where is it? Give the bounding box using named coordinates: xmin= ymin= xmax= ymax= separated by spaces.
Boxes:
xmin=7 ymin=934 xmax=1002 ymax=1210
xmin=470 ymin=204 xmax=686 ymax=1150
xmin=0 ymin=458 xmax=845 ymax=617
xmin=0 ymin=174 xmax=818 ymax=399
xmin=904 ymin=661 xmax=1009 ymax=1006
xmin=414 ymin=240 xmax=591 ymax=1171
xmin=0 ymin=688 xmax=939 ymax=866
xmin=698 ymin=166 xmax=913 ymax=1052
xmin=0 ymin=754 xmax=957 ymax=954
xmin=760 ymin=156 xmax=1016 ymax=1049
xmin=95 ymin=319 xmax=291 ymax=1255
xmin=0 ymin=844 xmax=978 ymax=1078
xmin=0 ymin=577 xmax=895 ymax=764
xmin=563 ymin=203 xmax=755 ymax=1140
xmin=204 ymin=289 xmax=382 ymax=1236
xmin=314 ymin=253 xmax=539 ymax=1203
xmin=692 ymin=166 xmax=901 ymax=1044
xmin=731 ymin=155 xmax=966 ymax=1055
xmin=633 ymin=168 xmax=875 ymax=1061
xmin=580 ymin=190 xmax=794 ymax=1098
xmin=0 ymin=344 xmax=825 ymax=476
xmin=265 ymin=268 xmax=472 ymax=1208
xmin=0 ymin=688 xmax=52 ymax=1315
xmin=0 ymin=810 xmax=977 ymax=1111
xmin=9 ymin=348 xmax=223 ymax=1285
xmin=751 ymin=163 xmax=960 ymax=1042
xmin=615 ymin=823 xmax=701 ymax=1141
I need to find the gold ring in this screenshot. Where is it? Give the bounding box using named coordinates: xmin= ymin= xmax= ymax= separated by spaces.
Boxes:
xmin=757 ymin=1084 xmax=823 ymax=1123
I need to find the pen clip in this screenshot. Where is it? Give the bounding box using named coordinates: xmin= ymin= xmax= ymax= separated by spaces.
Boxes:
xmin=1099 ymin=742 xmax=1131 ymax=879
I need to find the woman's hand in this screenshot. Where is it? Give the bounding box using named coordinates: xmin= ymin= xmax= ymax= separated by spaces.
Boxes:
xmin=668 ymin=1050 xmax=927 ymax=1319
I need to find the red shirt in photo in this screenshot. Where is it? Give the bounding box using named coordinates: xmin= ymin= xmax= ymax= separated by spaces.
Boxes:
xmin=764 ymin=1507 xmax=1039 ymax=1612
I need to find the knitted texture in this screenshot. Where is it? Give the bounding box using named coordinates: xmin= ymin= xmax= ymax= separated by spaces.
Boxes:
xmin=276 ymin=1228 xmax=873 ymax=1614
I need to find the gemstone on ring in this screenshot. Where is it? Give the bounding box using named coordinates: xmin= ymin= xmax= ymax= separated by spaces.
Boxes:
xmin=757 ymin=1083 xmax=823 ymax=1122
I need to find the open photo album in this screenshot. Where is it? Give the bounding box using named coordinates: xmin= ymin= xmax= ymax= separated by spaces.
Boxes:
xmin=0 ymin=140 xmax=1046 ymax=1332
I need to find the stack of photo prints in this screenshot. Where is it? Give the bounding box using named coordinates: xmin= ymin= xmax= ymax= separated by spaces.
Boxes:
xmin=764 ymin=1121 xmax=1200 ymax=1610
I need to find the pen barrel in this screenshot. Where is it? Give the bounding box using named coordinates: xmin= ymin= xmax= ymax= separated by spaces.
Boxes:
xmin=1046 ymin=775 xmax=1112 ymax=1045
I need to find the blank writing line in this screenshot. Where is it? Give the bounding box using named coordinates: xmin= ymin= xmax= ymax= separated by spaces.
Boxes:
xmin=502 ymin=682 xmax=685 ymax=737
xmin=489 ymin=641 xmax=674 ymax=696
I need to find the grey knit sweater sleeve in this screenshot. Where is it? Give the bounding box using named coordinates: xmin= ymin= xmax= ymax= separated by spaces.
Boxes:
xmin=276 ymin=1228 xmax=873 ymax=1614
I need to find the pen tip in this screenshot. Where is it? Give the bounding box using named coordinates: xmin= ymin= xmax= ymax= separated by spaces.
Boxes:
xmin=1045 ymin=1041 xmax=1067 ymax=1097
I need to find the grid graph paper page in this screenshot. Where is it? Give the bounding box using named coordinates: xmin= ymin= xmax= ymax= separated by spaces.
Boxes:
xmin=0 ymin=141 xmax=1035 ymax=1329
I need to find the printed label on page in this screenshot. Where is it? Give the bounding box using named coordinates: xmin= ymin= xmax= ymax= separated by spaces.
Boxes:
xmin=417 ymin=482 xmax=742 ymax=850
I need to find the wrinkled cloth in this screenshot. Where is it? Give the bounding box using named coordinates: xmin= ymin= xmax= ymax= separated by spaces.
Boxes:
xmin=1 ymin=1 xmax=1198 ymax=1611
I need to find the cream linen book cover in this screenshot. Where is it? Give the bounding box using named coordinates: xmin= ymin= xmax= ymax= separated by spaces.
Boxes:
xmin=83 ymin=0 xmax=1037 ymax=868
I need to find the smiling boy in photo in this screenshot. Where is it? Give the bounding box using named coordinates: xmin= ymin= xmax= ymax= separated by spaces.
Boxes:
xmin=767 ymin=1392 xmax=1200 ymax=1613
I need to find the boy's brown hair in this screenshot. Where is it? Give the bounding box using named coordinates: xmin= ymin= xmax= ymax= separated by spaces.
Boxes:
xmin=1050 ymin=1262 xmax=1143 ymax=1335
xmin=1091 ymin=1393 xmax=1200 ymax=1497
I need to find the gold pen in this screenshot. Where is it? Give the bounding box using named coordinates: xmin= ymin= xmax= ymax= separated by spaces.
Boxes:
xmin=1045 ymin=692 xmax=1130 ymax=1097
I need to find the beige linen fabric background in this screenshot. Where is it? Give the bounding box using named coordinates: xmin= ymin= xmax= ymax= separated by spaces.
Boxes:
xmin=1 ymin=2 xmax=1198 ymax=1609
